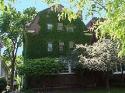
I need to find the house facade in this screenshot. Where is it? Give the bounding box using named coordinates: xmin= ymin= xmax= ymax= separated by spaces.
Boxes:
xmin=24 ymin=5 xmax=91 ymax=59
xmin=23 ymin=5 xmax=92 ymax=89
xmin=24 ymin=5 xmax=91 ymax=72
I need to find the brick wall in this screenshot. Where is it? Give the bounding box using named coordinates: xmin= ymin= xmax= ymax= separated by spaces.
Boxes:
xmin=26 ymin=72 xmax=106 ymax=89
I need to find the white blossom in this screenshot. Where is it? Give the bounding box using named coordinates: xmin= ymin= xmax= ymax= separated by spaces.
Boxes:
xmin=74 ymin=39 xmax=125 ymax=71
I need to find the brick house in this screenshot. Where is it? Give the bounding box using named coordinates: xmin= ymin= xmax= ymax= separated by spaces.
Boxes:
xmin=24 ymin=4 xmax=92 ymax=89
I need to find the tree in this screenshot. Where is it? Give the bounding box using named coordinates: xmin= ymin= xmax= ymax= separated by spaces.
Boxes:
xmin=0 ymin=7 xmax=23 ymax=90
xmin=73 ymin=39 xmax=125 ymax=93
xmin=0 ymin=0 xmax=15 ymax=12
xmin=0 ymin=6 xmax=37 ymax=91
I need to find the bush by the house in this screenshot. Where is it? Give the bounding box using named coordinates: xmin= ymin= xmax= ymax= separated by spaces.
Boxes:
xmin=18 ymin=58 xmax=64 ymax=76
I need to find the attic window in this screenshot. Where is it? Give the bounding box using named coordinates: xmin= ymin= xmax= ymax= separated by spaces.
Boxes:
xmin=27 ymin=30 xmax=35 ymax=33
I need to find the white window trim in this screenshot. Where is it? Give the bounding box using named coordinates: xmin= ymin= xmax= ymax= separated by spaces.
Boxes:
xmin=59 ymin=42 xmax=64 ymax=51
xmin=27 ymin=29 xmax=35 ymax=33
xmin=48 ymin=42 xmax=53 ymax=52
xmin=47 ymin=24 xmax=53 ymax=30
xmin=69 ymin=41 xmax=74 ymax=49
xmin=57 ymin=23 xmax=63 ymax=31
xmin=113 ymin=63 xmax=125 ymax=74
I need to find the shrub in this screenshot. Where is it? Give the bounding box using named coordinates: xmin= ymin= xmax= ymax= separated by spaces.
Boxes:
xmin=0 ymin=77 xmax=7 ymax=92
xmin=18 ymin=58 xmax=64 ymax=76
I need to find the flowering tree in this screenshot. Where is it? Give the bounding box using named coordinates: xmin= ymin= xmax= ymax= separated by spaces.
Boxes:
xmin=76 ymin=40 xmax=119 ymax=71
xmin=73 ymin=39 xmax=125 ymax=92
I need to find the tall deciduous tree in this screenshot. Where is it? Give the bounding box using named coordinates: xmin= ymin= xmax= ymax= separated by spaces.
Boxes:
xmin=0 ymin=0 xmax=15 ymax=12
xmin=0 ymin=6 xmax=37 ymax=90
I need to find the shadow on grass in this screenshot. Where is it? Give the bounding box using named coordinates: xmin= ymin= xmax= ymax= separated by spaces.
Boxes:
xmin=23 ymin=88 xmax=125 ymax=93
xmin=46 ymin=88 xmax=125 ymax=93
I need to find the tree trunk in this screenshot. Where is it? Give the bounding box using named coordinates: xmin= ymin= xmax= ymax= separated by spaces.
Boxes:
xmin=121 ymin=63 xmax=124 ymax=84
xmin=106 ymin=71 xmax=110 ymax=93
xmin=10 ymin=60 xmax=15 ymax=91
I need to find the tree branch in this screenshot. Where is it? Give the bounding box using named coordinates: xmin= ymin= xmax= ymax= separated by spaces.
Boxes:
xmin=93 ymin=0 xmax=108 ymax=12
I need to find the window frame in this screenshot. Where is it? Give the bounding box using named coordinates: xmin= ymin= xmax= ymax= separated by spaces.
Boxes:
xmin=27 ymin=29 xmax=35 ymax=33
xmin=59 ymin=42 xmax=64 ymax=52
xmin=47 ymin=24 xmax=53 ymax=31
xmin=57 ymin=23 xmax=63 ymax=31
xmin=69 ymin=41 xmax=74 ymax=49
xmin=47 ymin=42 xmax=53 ymax=52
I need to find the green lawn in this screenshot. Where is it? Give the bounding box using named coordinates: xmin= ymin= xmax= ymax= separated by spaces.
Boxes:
xmin=24 ymin=88 xmax=125 ymax=93
xmin=48 ymin=88 xmax=125 ymax=93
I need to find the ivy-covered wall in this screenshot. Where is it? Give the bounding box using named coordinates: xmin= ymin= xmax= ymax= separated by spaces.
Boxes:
xmin=24 ymin=10 xmax=92 ymax=59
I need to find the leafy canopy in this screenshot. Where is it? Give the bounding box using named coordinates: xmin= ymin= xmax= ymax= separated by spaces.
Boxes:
xmin=73 ymin=39 xmax=125 ymax=71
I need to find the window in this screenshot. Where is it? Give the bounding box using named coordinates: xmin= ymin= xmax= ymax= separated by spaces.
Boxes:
xmin=27 ymin=29 xmax=35 ymax=33
xmin=68 ymin=61 xmax=72 ymax=73
xmin=57 ymin=23 xmax=63 ymax=31
xmin=113 ymin=63 xmax=122 ymax=72
xmin=113 ymin=63 xmax=125 ymax=74
xmin=58 ymin=57 xmax=75 ymax=74
xmin=47 ymin=24 xmax=53 ymax=31
xmin=48 ymin=42 xmax=53 ymax=52
xmin=66 ymin=26 xmax=74 ymax=32
xmin=69 ymin=41 xmax=74 ymax=49
xmin=59 ymin=42 xmax=64 ymax=51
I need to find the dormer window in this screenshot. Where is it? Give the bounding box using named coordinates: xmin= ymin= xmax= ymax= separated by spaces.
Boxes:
xmin=27 ymin=30 xmax=35 ymax=33
xmin=66 ymin=26 xmax=74 ymax=32
xmin=47 ymin=24 xmax=53 ymax=31
xmin=57 ymin=23 xmax=63 ymax=31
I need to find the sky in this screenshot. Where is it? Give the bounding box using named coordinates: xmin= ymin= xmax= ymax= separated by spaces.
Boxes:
xmin=12 ymin=0 xmax=93 ymax=23
xmin=1 ymin=0 xmax=103 ymax=55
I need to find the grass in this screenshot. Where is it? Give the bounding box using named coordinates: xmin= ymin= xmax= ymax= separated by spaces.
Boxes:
xmin=24 ymin=88 xmax=125 ymax=93
xmin=47 ymin=88 xmax=125 ymax=93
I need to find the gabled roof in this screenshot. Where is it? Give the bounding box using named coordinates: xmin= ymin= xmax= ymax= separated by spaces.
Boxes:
xmin=86 ymin=17 xmax=105 ymax=31
xmin=38 ymin=4 xmax=64 ymax=15
xmin=86 ymin=17 xmax=98 ymax=29
xmin=25 ymin=4 xmax=64 ymax=33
